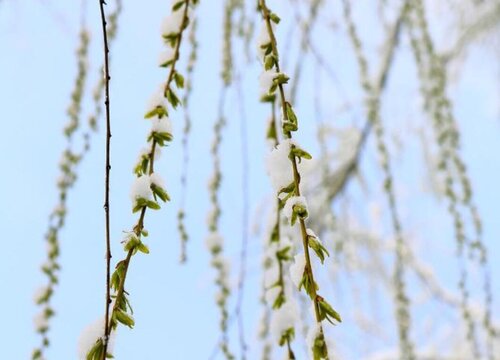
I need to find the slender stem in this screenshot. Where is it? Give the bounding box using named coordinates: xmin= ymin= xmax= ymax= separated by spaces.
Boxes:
xmin=259 ymin=0 xmax=323 ymax=325
xmin=342 ymin=0 xmax=415 ymax=357
xmin=178 ymin=17 xmax=198 ymax=263
xmin=327 ymin=1 xmax=405 ymax=202
xmin=98 ymin=1 xmax=112 ymax=358
xmin=270 ymin=99 xmax=295 ymax=357
xmin=101 ymin=0 xmax=191 ymax=350
xmin=235 ymin=72 xmax=249 ymax=358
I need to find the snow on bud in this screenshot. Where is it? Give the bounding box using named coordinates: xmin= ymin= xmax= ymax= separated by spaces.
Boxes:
xmin=266 ymin=139 xmax=294 ymax=193
xmin=264 ymin=286 xmax=281 ymax=306
xmin=77 ymin=317 xmax=116 ymax=360
xmin=289 ymin=252 xmax=306 ymax=289
xmin=205 ymin=232 xmax=224 ymax=252
xmin=212 ymin=255 xmax=232 ymax=289
xmin=150 ymin=172 xmax=165 ymax=189
xmin=215 ymin=288 xmax=226 ymax=305
xmin=263 ymin=263 xmax=280 ymax=289
xmin=158 ymin=47 xmax=176 ymax=67
xmin=33 ymin=286 xmax=51 ymax=304
xmin=134 ymin=146 xmax=161 ymax=170
xmin=161 ymin=9 xmax=185 ymax=38
xmin=263 ymin=242 xmax=279 ymax=265
xmin=146 ymin=88 xmax=167 ymax=115
xmin=306 ymin=323 xmax=328 ymax=359
xmin=46 ymin=240 xmax=58 ymax=257
xmin=283 ymin=196 xmax=309 ymax=225
xmin=122 ymin=232 xmax=139 ymax=251
xmin=206 ymin=209 xmax=217 ymax=227
xmin=307 ymin=228 xmax=330 ymax=263
xmin=33 ymin=311 xmax=48 ymax=332
xmin=256 ymin=22 xmax=272 ymax=61
xmin=259 ymin=69 xmax=277 ymax=97
xmin=279 ymin=235 xmax=293 ymax=253
xmin=270 ymin=298 xmax=299 ymax=342
xmin=306 ymin=228 xmax=318 ymax=240
xmin=150 ymin=116 xmax=173 ymax=136
xmin=130 ymin=175 xmax=152 ymax=203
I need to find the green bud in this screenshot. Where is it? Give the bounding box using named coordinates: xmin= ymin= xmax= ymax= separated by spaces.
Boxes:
xmin=317 ymin=296 xmax=342 ymax=324
xmin=114 ymin=309 xmax=135 ymax=328
xmin=270 ymin=12 xmax=281 ymax=24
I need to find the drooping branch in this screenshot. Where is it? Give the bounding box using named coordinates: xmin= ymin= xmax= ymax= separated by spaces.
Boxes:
xmin=442 ymin=2 xmax=500 ymax=63
xmin=33 ymin=4 xmax=122 ymax=357
xmin=81 ymin=1 xmax=196 ymax=358
xmin=97 ymin=0 xmax=113 ymax=357
xmin=206 ymin=87 xmax=234 ymax=360
xmin=288 ymin=0 xmax=322 ymax=103
xmin=259 ymin=0 xmax=342 ymax=358
xmin=341 ymin=0 xmax=416 ymax=358
xmin=32 ymin=21 xmax=90 ymax=360
xmin=405 ymin=0 xmax=496 ymax=357
xmin=235 ymin=73 xmax=250 ymax=359
xmin=326 ymin=1 xmax=406 ymax=203
xmin=178 ymin=14 xmax=198 ymax=263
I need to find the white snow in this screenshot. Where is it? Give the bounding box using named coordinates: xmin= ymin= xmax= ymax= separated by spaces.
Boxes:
xmin=122 ymin=232 xmax=138 ymax=248
xmin=135 ymin=146 xmax=161 ymax=169
xmin=266 ymin=139 xmax=294 ymax=193
xmin=306 ymin=323 xmax=325 ymax=359
xmin=161 ymin=9 xmax=185 ymax=38
xmin=289 ymin=252 xmax=306 ymax=289
xmin=256 ymin=22 xmax=272 ymax=61
xmin=145 ymin=87 xmax=167 ymax=114
xmin=150 ymin=116 xmax=173 ymax=135
xmin=158 ymin=48 xmax=175 ymax=66
xmin=259 ymin=69 xmax=277 ymax=97
xmin=77 ymin=317 xmax=115 ymax=360
xmin=33 ymin=286 xmax=50 ymax=304
xmin=306 ymin=228 xmax=323 ymax=245
xmin=264 ymin=286 xmax=281 ymax=305
xmin=33 ymin=311 xmax=48 ymax=332
xmin=130 ymin=175 xmax=152 ymax=203
xmin=263 ymin=263 xmax=280 ymax=289
xmin=283 ymin=196 xmax=308 ymax=224
xmin=150 ymin=172 xmax=165 ymax=189
xmin=269 ymin=298 xmax=299 ymax=342
xmin=205 ymin=232 xmax=224 ymax=251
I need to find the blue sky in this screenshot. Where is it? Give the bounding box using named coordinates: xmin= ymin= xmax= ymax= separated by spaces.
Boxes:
xmin=0 ymin=1 xmax=499 ymax=359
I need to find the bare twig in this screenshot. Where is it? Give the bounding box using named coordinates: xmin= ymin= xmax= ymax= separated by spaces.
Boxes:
xmin=98 ymin=0 xmax=113 ymax=358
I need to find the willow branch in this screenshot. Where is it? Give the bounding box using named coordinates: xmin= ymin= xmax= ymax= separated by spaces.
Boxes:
xmin=98 ymin=0 xmax=113 ymax=357
xmin=235 ymin=71 xmax=249 ymax=358
xmin=326 ymin=3 xmax=406 ymax=202
xmin=100 ymin=0 xmax=192 ymax=354
xmin=259 ymin=3 xmax=333 ymax=356
xmin=341 ymin=0 xmax=415 ymax=357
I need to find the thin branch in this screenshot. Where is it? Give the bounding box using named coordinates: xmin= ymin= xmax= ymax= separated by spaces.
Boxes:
xmin=326 ymin=4 xmax=406 ymax=202
xmin=259 ymin=2 xmax=342 ymax=358
xmin=442 ymin=3 xmax=500 ymax=63
xmin=261 ymin=0 xmax=324 ymax=326
xmin=341 ymin=0 xmax=415 ymax=357
xmin=289 ymin=0 xmax=322 ymax=103
xmin=178 ymin=15 xmax=198 ymax=263
xmin=98 ymin=0 xmax=113 ymax=358
xmin=235 ymin=71 xmax=249 ymax=358
xmin=98 ymin=1 xmax=192 ymax=356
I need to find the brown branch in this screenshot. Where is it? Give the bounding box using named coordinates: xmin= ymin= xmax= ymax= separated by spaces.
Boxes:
xmin=98 ymin=0 xmax=113 ymax=358
xmin=101 ymin=0 xmax=191 ymax=355
xmin=259 ymin=0 xmax=327 ymax=352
